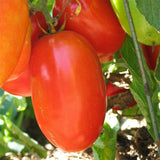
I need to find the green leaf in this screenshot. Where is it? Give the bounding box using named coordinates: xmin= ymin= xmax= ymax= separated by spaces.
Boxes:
xmin=155 ymin=52 xmax=160 ymax=84
xmin=121 ymin=36 xmax=160 ymax=140
xmin=0 ymin=93 xmax=17 ymax=120
xmin=92 ymin=114 xmax=119 ymax=160
xmin=13 ymin=96 xmax=27 ymax=112
xmin=135 ymin=0 xmax=160 ymax=31
xmin=47 ymin=0 xmax=55 ymax=13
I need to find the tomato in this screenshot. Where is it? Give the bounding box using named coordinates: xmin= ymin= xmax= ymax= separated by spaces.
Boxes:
xmin=53 ymin=0 xmax=126 ymax=57
xmin=106 ymin=81 xmax=136 ymax=110
xmin=7 ymin=23 xmax=31 ymax=81
xmin=0 ymin=0 xmax=30 ymax=86
xmin=110 ymin=0 xmax=160 ymax=45
xmin=1 ymin=11 xmax=48 ymax=97
xmin=31 ymin=11 xmax=48 ymax=45
xmin=99 ymin=55 xmax=114 ymax=63
xmin=141 ymin=44 xmax=160 ymax=71
xmin=30 ymin=31 xmax=106 ymax=151
xmin=2 ymin=68 xmax=31 ymax=97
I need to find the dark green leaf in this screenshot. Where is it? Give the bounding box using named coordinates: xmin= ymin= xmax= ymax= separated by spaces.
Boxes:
xmin=92 ymin=115 xmax=119 ymax=160
xmin=121 ymin=36 xmax=160 ymax=140
xmin=135 ymin=0 xmax=160 ymax=31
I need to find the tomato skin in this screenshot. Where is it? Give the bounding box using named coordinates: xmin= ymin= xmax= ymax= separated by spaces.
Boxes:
xmin=30 ymin=31 xmax=106 ymax=151
xmin=8 ymin=22 xmax=31 ymax=81
xmin=2 ymin=68 xmax=31 ymax=97
xmin=0 ymin=0 xmax=30 ymax=86
xmin=141 ymin=44 xmax=160 ymax=71
xmin=31 ymin=11 xmax=48 ymax=45
xmin=53 ymin=0 xmax=126 ymax=57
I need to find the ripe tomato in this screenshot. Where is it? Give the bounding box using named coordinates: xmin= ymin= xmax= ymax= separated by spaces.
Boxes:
xmin=1 ymin=11 xmax=48 ymax=97
xmin=7 ymin=23 xmax=31 ymax=81
xmin=31 ymin=11 xmax=48 ymax=45
xmin=53 ymin=0 xmax=126 ymax=57
xmin=30 ymin=31 xmax=106 ymax=151
xmin=0 ymin=0 xmax=30 ymax=86
xmin=141 ymin=44 xmax=160 ymax=71
xmin=2 ymin=68 xmax=31 ymax=97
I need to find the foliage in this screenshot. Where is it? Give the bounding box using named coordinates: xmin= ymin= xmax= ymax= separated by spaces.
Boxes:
xmin=0 ymin=90 xmax=47 ymax=158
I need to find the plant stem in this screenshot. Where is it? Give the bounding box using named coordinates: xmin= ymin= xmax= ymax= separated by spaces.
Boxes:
xmin=1 ymin=115 xmax=47 ymax=158
xmin=122 ymin=0 xmax=160 ymax=156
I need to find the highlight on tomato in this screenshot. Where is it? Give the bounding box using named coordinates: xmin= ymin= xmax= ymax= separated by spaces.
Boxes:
xmin=53 ymin=0 xmax=126 ymax=57
xmin=30 ymin=31 xmax=106 ymax=152
xmin=0 ymin=0 xmax=31 ymax=86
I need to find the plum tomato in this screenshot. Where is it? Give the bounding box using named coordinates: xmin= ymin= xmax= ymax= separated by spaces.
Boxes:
xmin=53 ymin=0 xmax=126 ymax=57
xmin=1 ymin=11 xmax=48 ymax=97
xmin=0 ymin=0 xmax=30 ymax=86
xmin=2 ymin=67 xmax=31 ymax=97
xmin=30 ymin=31 xmax=106 ymax=151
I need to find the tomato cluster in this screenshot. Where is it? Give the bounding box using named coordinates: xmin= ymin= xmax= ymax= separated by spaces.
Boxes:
xmin=1 ymin=0 xmax=158 ymax=152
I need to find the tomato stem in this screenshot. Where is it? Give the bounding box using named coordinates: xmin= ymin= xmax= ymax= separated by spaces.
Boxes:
xmin=123 ymin=0 xmax=160 ymax=156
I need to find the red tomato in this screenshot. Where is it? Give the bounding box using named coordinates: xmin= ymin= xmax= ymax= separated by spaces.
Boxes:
xmin=31 ymin=11 xmax=48 ymax=45
xmin=2 ymin=68 xmax=31 ymax=97
xmin=7 ymin=23 xmax=31 ymax=81
xmin=141 ymin=44 xmax=160 ymax=71
xmin=1 ymin=11 xmax=48 ymax=97
xmin=30 ymin=31 xmax=106 ymax=151
xmin=0 ymin=0 xmax=30 ymax=86
xmin=53 ymin=0 xmax=126 ymax=57
xmin=106 ymin=81 xmax=136 ymax=110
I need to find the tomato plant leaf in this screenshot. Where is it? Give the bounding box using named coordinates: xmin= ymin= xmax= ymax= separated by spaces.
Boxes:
xmin=135 ymin=0 xmax=160 ymax=31
xmin=13 ymin=96 xmax=27 ymax=112
xmin=0 ymin=93 xmax=17 ymax=120
xmin=121 ymin=36 xmax=160 ymax=140
xmin=92 ymin=114 xmax=119 ymax=160
xmin=155 ymin=52 xmax=160 ymax=84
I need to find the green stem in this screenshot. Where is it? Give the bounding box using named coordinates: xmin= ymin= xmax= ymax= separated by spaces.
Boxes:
xmin=122 ymin=0 xmax=160 ymax=155
xmin=29 ymin=0 xmax=54 ymax=33
xmin=1 ymin=115 xmax=47 ymax=158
